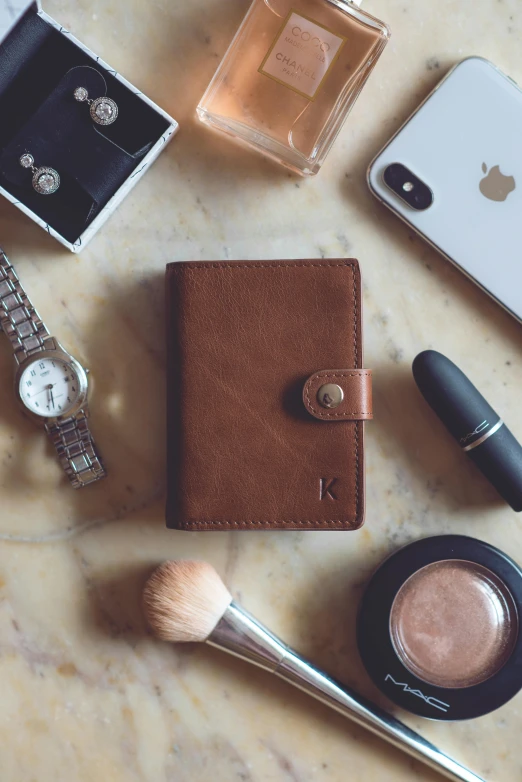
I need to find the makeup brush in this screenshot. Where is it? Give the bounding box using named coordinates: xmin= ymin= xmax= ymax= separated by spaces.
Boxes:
xmin=143 ymin=561 xmax=486 ymax=782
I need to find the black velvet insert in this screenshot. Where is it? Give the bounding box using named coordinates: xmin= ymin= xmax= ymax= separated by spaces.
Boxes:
xmin=0 ymin=5 xmax=171 ymax=244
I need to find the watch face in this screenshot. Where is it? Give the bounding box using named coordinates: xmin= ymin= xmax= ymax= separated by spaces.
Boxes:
xmin=19 ymin=358 xmax=82 ymax=418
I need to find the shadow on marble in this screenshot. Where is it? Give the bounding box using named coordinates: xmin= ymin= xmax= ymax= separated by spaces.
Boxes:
xmin=373 ymin=364 xmax=506 ymax=512
xmin=85 ymin=561 xmax=152 ymax=641
xmin=0 ymin=197 xmax=62 ymax=258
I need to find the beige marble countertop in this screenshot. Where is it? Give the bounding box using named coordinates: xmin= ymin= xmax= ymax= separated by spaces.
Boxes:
xmin=1 ymin=0 xmax=522 ymax=779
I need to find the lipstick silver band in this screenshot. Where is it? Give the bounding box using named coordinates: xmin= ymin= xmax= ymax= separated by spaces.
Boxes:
xmin=462 ymin=419 xmax=504 ymax=452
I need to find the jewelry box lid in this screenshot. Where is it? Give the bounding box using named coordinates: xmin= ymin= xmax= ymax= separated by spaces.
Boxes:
xmin=0 ymin=0 xmax=38 ymax=46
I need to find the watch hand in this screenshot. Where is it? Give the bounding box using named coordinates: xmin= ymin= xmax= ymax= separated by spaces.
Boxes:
xmin=50 ymin=389 xmax=55 ymax=408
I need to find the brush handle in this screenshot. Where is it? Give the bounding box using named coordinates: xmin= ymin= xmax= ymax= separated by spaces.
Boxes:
xmin=208 ymin=603 xmax=486 ymax=782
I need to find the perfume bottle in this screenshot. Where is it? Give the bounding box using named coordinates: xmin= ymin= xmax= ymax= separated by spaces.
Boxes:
xmin=197 ymin=0 xmax=390 ymax=176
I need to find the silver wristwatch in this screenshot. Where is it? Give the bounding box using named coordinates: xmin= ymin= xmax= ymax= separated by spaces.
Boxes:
xmin=0 ymin=249 xmax=106 ymax=488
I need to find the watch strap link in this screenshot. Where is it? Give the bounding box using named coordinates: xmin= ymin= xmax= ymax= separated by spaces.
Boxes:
xmin=46 ymin=412 xmax=107 ymax=489
xmin=0 ymin=249 xmax=54 ymax=362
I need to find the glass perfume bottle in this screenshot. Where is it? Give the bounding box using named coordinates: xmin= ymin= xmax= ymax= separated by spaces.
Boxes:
xmin=197 ymin=0 xmax=390 ymax=176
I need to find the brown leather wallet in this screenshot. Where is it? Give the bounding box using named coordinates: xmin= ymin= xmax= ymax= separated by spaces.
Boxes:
xmin=166 ymin=259 xmax=373 ymax=531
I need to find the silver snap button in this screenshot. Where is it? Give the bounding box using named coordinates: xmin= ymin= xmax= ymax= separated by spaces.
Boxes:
xmin=317 ymin=383 xmax=344 ymax=409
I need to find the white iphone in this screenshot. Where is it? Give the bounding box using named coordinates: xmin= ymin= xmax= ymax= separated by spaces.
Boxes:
xmin=368 ymin=57 xmax=522 ymax=323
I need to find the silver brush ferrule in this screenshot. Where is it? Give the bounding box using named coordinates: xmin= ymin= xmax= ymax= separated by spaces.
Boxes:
xmin=208 ymin=602 xmax=287 ymax=671
xmin=207 ymin=603 xmax=485 ymax=782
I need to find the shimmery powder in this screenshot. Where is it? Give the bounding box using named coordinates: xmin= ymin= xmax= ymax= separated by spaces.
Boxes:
xmin=390 ymin=560 xmax=519 ymax=689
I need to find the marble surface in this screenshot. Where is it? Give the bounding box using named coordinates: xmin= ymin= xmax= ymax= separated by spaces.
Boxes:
xmin=1 ymin=0 xmax=522 ymax=779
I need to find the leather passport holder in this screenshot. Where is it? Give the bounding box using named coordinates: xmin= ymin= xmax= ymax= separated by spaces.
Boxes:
xmin=165 ymin=259 xmax=373 ymax=531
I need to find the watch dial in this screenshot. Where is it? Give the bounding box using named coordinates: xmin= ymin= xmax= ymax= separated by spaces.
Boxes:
xmin=19 ymin=358 xmax=82 ymax=418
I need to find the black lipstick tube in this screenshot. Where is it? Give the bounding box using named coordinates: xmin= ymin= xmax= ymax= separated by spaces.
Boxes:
xmin=412 ymin=350 xmax=522 ymax=512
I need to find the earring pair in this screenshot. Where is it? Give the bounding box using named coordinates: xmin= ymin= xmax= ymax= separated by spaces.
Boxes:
xmin=18 ymin=86 xmax=119 ymax=195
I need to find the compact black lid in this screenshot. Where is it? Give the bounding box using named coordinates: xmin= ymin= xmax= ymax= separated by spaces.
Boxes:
xmin=357 ymin=535 xmax=522 ymax=721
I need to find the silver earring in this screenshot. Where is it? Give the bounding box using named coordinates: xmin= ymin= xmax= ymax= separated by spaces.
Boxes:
xmin=19 ymin=152 xmax=60 ymax=195
xmin=73 ymin=86 xmax=118 ymax=126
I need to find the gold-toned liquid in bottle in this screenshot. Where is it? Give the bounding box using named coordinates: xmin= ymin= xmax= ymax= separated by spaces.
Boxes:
xmin=197 ymin=0 xmax=390 ymax=175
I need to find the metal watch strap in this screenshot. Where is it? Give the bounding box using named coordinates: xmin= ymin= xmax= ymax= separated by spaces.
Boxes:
xmin=0 ymin=248 xmax=55 ymax=361
xmin=45 ymin=413 xmax=106 ymax=488
xmin=0 ymin=249 xmax=106 ymax=488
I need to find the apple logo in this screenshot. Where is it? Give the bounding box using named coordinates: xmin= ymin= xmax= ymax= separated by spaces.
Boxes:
xmin=479 ymin=163 xmax=516 ymax=202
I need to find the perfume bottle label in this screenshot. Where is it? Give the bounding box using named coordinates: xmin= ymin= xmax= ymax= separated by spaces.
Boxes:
xmin=259 ymin=10 xmax=346 ymax=101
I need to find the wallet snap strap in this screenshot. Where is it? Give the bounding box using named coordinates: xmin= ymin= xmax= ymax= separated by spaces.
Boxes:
xmin=303 ymin=369 xmax=373 ymax=421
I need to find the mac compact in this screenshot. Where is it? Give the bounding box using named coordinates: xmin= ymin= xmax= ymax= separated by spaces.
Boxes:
xmin=357 ymin=535 xmax=522 ymax=720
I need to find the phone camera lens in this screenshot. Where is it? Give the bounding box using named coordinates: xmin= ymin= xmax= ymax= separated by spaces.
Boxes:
xmin=383 ymin=163 xmax=433 ymax=211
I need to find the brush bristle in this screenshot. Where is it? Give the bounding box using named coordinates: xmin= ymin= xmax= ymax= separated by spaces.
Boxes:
xmin=143 ymin=560 xmax=233 ymax=643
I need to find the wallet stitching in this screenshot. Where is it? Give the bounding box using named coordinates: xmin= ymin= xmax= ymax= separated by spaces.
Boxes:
xmin=180 ymin=520 xmax=360 ymax=528
xmin=304 ymin=371 xmax=372 ymax=418
xmin=167 ymin=261 xmax=356 ymax=270
xmin=353 ymin=266 xmax=359 ymax=522
xmin=169 ymin=260 xmax=362 ymax=528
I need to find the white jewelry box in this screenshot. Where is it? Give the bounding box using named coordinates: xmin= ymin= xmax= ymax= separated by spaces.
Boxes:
xmin=0 ymin=0 xmax=178 ymax=252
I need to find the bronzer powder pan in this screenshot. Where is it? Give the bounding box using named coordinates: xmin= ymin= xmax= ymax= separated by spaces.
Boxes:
xmin=357 ymin=536 xmax=522 ymax=720
xmin=390 ymin=560 xmax=518 ymax=690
